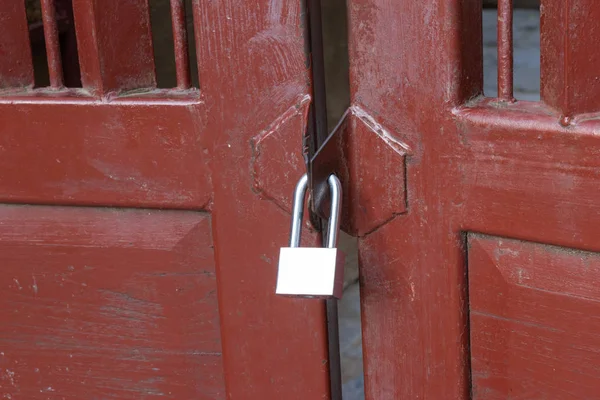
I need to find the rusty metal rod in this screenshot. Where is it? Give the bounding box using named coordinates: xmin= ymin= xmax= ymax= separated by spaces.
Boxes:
xmin=170 ymin=0 xmax=191 ymax=89
xmin=497 ymin=0 xmax=514 ymax=101
xmin=40 ymin=0 xmax=64 ymax=88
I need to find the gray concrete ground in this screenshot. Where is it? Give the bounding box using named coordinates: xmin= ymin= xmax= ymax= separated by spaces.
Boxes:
xmin=338 ymin=9 xmax=541 ymax=399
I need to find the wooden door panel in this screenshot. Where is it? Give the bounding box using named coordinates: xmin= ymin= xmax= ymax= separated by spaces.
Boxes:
xmin=469 ymin=234 xmax=600 ymax=399
xmin=0 ymin=0 xmax=331 ymax=397
xmin=0 ymin=205 xmax=224 ymax=399
xmin=194 ymin=1 xmax=332 ymax=397
xmin=0 ymin=99 xmax=210 ymax=209
xmin=457 ymin=102 xmax=600 ymax=252
xmin=346 ymin=0 xmax=600 ymax=398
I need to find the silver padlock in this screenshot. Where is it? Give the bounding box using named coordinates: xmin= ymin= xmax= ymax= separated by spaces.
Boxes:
xmin=276 ymin=173 xmax=345 ymax=299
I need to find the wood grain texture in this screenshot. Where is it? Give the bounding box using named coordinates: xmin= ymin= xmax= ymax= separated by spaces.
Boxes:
xmin=1 ymin=0 xmax=330 ymax=398
xmin=193 ymin=0 xmax=332 ymax=398
xmin=457 ymin=101 xmax=600 ymax=253
xmin=347 ymin=1 xmax=482 ymax=398
xmin=0 ymin=205 xmax=224 ymax=399
xmin=72 ymin=0 xmax=156 ymax=96
xmin=346 ymin=1 xmax=600 ymax=399
xmin=0 ymin=99 xmax=210 ymax=210
xmin=0 ymin=2 xmax=34 ymax=88
xmin=469 ymin=234 xmax=600 ymax=399
xmin=541 ymin=0 xmax=600 ymax=118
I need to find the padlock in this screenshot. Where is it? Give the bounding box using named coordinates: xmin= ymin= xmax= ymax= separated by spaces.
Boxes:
xmin=276 ymin=173 xmax=345 ymax=299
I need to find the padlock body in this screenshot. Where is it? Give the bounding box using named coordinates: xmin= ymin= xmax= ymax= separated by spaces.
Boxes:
xmin=276 ymin=247 xmax=345 ymax=299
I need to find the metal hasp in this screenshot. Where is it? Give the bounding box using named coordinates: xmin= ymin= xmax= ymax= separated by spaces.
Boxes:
xmin=276 ymin=173 xmax=345 ymax=299
xmin=302 ymin=0 xmax=344 ymax=397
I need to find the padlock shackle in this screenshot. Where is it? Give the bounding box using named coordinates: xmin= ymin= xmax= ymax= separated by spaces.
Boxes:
xmin=289 ymin=173 xmax=342 ymax=249
xmin=289 ymin=174 xmax=309 ymax=248
xmin=325 ymin=174 xmax=342 ymax=249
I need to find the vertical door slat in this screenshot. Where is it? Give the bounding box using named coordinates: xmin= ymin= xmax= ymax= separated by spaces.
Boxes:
xmin=72 ymin=0 xmax=156 ymax=96
xmin=497 ymin=0 xmax=514 ymax=101
xmin=170 ymin=0 xmax=191 ymax=89
xmin=541 ymin=0 xmax=600 ymax=119
xmin=41 ymin=0 xmax=65 ymax=88
xmin=0 ymin=3 xmax=34 ymax=88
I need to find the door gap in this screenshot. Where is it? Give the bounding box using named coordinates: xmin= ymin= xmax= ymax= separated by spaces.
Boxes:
xmin=27 ymin=0 xmax=50 ymax=88
xmin=27 ymin=0 xmax=81 ymax=88
xmin=149 ymin=0 xmax=199 ymax=89
xmin=482 ymin=0 xmax=540 ymax=101
xmin=58 ymin=0 xmax=81 ymax=88
xmin=337 ymin=233 xmax=364 ymax=400
xmin=321 ymin=0 xmax=363 ymax=396
xmin=322 ymin=0 xmax=351 ymax=132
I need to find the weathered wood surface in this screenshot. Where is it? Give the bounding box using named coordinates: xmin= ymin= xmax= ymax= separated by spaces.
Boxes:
xmin=0 ymin=100 xmax=210 ymax=209
xmin=0 ymin=206 xmax=224 ymax=399
xmin=469 ymin=234 xmax=600 ymax=399
xmin=0 ymin=2 xmax=34 ymax=88
xmin=347 ymin=0 xmax=600 ymax=399
xmin=0 ymin=1 xmax=332 ymax=398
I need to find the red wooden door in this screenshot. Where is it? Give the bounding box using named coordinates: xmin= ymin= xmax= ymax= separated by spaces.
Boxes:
xmin=341 ymin=0 xmax=600 ymax=399
xmin=0 ymin=1 xmax=330 ymax=399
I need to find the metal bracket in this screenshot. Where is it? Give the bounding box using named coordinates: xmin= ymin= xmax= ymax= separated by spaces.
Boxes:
xmin=310 ymin=106 xmax=410 ymax=237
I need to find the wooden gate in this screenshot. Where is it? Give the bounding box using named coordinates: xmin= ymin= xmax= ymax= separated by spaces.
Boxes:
xmin=4 ymin=1 xmax=600 ymax=399
xmin=338 ymin=0 xmax=600 ymax=398
xmin=0 ymin=1 xmax=330 ymax=398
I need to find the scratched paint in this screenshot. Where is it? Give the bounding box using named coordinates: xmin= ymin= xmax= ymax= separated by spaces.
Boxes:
xmin=541 ymin=0 xmax=600 ymax=118
xmin=346 ymin=1 xmax=600 ymax=399
xmin=72 ymin=0 xmax=156 ymax=95
xmin=0 ymin=0 xmax=331 ymax=399
xmin=469 ymin=234 xmax=600 ymax=399
xmin=0 ymin=3 xmax=34 ymax=88
xmin=4 ymin=0 xmax=597 ymax=399
xmin=0 ymin=206 xmax=224 ymax=399
xmin=193 ymin=0 xmax=332 ymax=398
xmin=0 ymin=101 xmax=211 ymax=209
